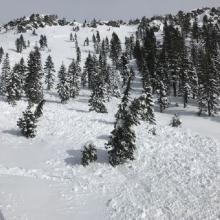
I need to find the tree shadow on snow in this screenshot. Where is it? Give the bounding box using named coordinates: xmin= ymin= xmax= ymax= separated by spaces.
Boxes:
xmin=65 ymin=148 xmax=108 ymax=166
xmin=97 ymin=134 xmax=110 ymax=141
xmin=91 ymin=119 xmax=114 ymax=125
xmin=75 ymin=98 xmax=89 ymax=103
xmin=8 ymin=48 xmax=17 ymax=53
xmin=2 ymin=129 xmax=22 ymax=137
xmin=44 ymin=99 xmax=61 ymax=104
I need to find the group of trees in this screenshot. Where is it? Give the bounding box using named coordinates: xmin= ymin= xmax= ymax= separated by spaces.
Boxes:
xmin=134 ymin=11 xmax=220 ymax=116
xmin=15 ymin=35 xmax=27 ymax=53
xmin=57 ymin=59 xmax=81 ymax=103
xmin=39 ymin=35 xmax=48 ymax=49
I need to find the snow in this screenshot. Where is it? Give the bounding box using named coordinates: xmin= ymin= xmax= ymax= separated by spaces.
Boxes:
xmin=0 ymin=23 xmax=219 ymax=219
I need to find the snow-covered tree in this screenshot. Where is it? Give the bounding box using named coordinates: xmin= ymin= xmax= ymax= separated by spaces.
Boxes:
xmin=25 ymin=47 xmax=43 ymax=103
xmin=156 ymin=81 xmax=168 ymax=113
xmin=170 ymin=114 xmax=182 ymax=127
xmin=0 ymin=53 xmax=11 ymax=95
xmin=0 ymin=47 xmax=4 ymax=63
xmin=110 ymin=32 xmax=122 ymax=68
xmin=6 ymin=63 xmax=23 ymax=105
xmin=130 ymin=87 xmax=156 ymax=124
xmin=57 ymin=63 xmax=70 ymax=103
xmin=76 ymin=46 xmax=81 ymax=63
xmin=106 ymin=77 xmax=136 ymax=166
xmin=88 ymin=64 xmax=107 ymax=113
xmin=81 ymin=142 xmax=97 ymax=166
xmin=17 ymin=106 xmax=37 ymax=138
xmin=44 ymin=55 xmax=55 ymax=90
xmin=68 ymin=59 xmax=81 ymax=98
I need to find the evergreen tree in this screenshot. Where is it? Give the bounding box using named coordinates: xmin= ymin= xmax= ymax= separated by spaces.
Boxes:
xmin=70 ymin=33 xmax=73 ymax=41
xmin=142 ymin=28 xmax=157 ymax=92
xmin=17 ymin=106 xmax=37 ymax=138
xmin=39 ymin=35 xmax=47 ymax=49
xmin=18 ymin=57 xmax=27 ymax=92
xmin=106 ymin=66 xmax=121 ymax=98
xmin=192 ymin=18 xmax=199 ymax=42
xmin=0 ymin=47 xmax=4 ymax=63
xmin=0 ymin=53 xmax=11 ymax=95
xmin=88 ymin=63 xmax=107 ymax=113
xmin=76 ymin=46 xmax=81 ymax=63
xmin=15 ymin=35 xmax=26 ymax=53
xmin=110 ymin=32 xmax=122 ymax=68
xmin=81 ymin=142 xmax=97 ymax=167
xmin=44 ymin=55 xmax=55 ymax=90
xmin=57 ymin=63 xmax=70 ymax=103
xmin=119 ymin=53 xmax=130 ymax=87
xmin=106 ymin=77 xmax=136 ymax=166
xmin=83 ymin=53 xmax=97 ymax=89
xmin=25 ymin=47 xmax=43 ymax=103
xmin=90 ymin=18 xmax=97 ymax=28
xmin=170 ymin=114 xmax=182 ymax=127
xmin=138 ymin=86 xmax=155 ymax=123
xmin=68 ymin=59 xmax=81 ymax=98
xmin=6 ymin=63 xmax=23 ymax=105
xmin=156 ymin=81 xmax=168 ymax=113
xmin=197 ymin=51 xmax=219 ymax=116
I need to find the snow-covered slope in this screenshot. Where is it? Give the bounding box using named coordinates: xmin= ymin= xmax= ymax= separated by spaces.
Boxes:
xmin=0 ymin=20 xmax=219 ymax=220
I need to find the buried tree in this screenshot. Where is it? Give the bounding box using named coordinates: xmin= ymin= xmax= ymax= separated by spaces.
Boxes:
xmin=17 ymin=106 xmax=37 ymax=138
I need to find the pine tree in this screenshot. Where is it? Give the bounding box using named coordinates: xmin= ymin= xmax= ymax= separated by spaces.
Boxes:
xmin=119 ymin=53 xmax=130 ymax=87
xmin=57 ymin=63 xmax=70 ymax=103
xmin=170 ymin=114 xmax=182 ymax=127
xmin=20 ymin=34 xmax=26 ymax=49
xmin=142 ymin=28 xmax=157 ymax=92
xmin=39 ymin=35 xmax=47 ymax=49
xmin=110 ymin=32 xmax=122 ymax=68
xmin=18 ymin=57 xmax=27 ymax=92
xmin=68 ymin=59 xmax=81 ymax=98
xmin=106 ymin=66 xmax=121 ymax=98
xmin=81 ymin=142 xmax=97 ymax=166
xmin=25 ymin=47 xmax=43 ymax=103
xmin=76 ymin=47 xmax=81 ymax=63
xmin=16 ymin=38 xmax=22 ymax=53
xmin=17 ymin=106 xmax=37 ymax=138
xmin=6 ymin=63 xmax=23 ymax=105
xmin=0 ymin=53 xmax=11 ymax=95
xmin=192 ymin=18 xmax=199 ymax=42
xmin=106 ymin=77 xmax=137 ymax=166
xmin=83 ymin=53 xmax=96 ymax=89
xmin=0 ymin=47 xmax=4 ymax=63
xmin=134 ymin=86 xmax=155 ymax=123
xmin=197 ymin=50 xmax=219 ymax=116
xmin=70 ymin=33 xmax=73 ymax=41
xmin=156 ymin=81 xmax=168 ymax=112
xmin=88 ymin=63 xmax=107 ymax=113
xmin=15 ymin=35 xmax=26 ymax=53
xmin=44 ymin=55 xmax=55 ymax=90
xmin=90 ymin=18 xmax=97 ymax=28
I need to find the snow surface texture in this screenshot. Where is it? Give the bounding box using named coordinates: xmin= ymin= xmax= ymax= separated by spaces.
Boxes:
xmin=0 ymin=23 xmax=219 ymax=219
